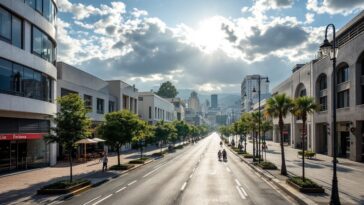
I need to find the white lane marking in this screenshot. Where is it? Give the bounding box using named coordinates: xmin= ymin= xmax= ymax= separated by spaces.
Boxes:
xmin=226 ymin=167 xmax=231 ymax=172
xmin=48 ymin=201 xmax=62 ymax=205
xmin=154 ymin=162 xmax=167 ymax=169
xmin=189 ymin=174 xmax=193 ymax=179
xmin=181 ymin=182 xmax=187 ymax=191
xmin=83 ymin=196 xmax=101 ymax=205
xmin=236 ymin=185 xmax=246 ymax=199
xmin=92 ymin=194 xmax=112 ymax=205
xmin=235 ymin=179 xmax=241 ymax=186
xmin=128 ymin=180 xmax=137 ymax=186
xmin=240 ymin=186 xmax=248 ymax=197
xmin=115 ymin=187 xmax=126 ymax=193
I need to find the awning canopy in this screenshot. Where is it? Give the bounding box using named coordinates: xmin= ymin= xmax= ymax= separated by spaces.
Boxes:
xmin=91 ymin=138 xmax=106 ymax=142
xmin=75 ymin=138 xmax=98 ymax=144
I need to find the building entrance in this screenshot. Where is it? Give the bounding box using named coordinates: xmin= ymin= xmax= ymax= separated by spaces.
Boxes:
xmin=0 ymin=140 xmax=28 ymax=172
xmin=340 ymin=131 xmax=350 ymax=158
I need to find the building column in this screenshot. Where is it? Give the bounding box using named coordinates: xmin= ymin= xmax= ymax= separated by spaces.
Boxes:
xmin=350 ymin=120 xmax=363 ymax=162
xmin=49 ymin=142 xmax=57 ymax=166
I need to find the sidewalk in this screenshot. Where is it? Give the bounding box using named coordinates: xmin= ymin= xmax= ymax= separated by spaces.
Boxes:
xmin=245 ymin=141 xmax=364 ymax=204
xmin=0 ymin=145 xmax=175 ymax=205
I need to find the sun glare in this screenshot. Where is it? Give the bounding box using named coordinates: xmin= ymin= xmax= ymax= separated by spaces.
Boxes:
xmin=190 ymin=18 xmax=226 ymax=53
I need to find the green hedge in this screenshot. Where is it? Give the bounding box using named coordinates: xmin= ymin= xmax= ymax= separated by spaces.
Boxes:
xmin=258 ymin=161 xmax=277 ymax=170
xmin=109 ymin=164 xmax=134 ymax=170
xmin=174 ymin=145 xmax=184 ymax=149
xmin=298 ymin=150 xmax=316 ymax=158
xmin=288 ymin=176 xmax=320 ymax=188
xmin=243 ymin=153 xmax=253 ymax=158
xmin=42 ymin=179 xmax=89 ymax=190
xmin=151 ymin=152 xmax=164 ymax=157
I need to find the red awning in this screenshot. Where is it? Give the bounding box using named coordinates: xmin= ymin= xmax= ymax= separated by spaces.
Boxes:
xmin=0 ymin=133 xmax=46 ymax=140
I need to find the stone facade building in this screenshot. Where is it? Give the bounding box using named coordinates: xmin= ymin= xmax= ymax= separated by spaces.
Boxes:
xmin=272 ymin=11 xmax=364 ymax=162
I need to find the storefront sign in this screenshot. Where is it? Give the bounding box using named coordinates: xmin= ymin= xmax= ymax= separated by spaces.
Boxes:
xmin=0 ymin=133 xmax=46 ymax=140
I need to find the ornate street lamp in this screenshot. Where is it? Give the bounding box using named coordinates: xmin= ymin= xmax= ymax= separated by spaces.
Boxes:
xmin=252 ymin=76 xmax=269 ymax=163
xmin=320 ymin=23 xmax=340 ymax=205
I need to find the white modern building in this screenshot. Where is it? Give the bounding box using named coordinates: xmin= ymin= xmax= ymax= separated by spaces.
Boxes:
xmin=138 ymin=92 xmax=176 ymax=125
xmin=241 ymin=75 xmax=270 ymax=113
xmin=57 ymin=62 xmax=117 ymax=123
xmin=107 ymin=80 xmax=138 ymax=115
xmin=167 ymin=98 xmax=185 ymax=121
xmin=0 ymin=0 xmax=58 ymax=171
xmin=272 ymin=11 xmax=364 ymax=162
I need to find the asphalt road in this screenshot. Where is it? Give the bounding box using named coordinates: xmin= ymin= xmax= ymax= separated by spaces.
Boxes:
xmin=59 ymin=133 xmax=295 ymax=205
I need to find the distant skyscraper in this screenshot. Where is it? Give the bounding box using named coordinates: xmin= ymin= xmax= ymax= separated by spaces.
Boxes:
xmin=188 ymin=91 xmax=200 ymax=112
xmin=211 ymin=94 xmax=218 ymax=108
xmin=241 ymin=75 xmax=270 ymax=113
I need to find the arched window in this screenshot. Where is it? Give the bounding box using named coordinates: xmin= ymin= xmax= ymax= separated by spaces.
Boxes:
xmin=318 ymin=75 xmax=327 ymax=91
xmin=337 ymin=64 xmax=349 ymax=84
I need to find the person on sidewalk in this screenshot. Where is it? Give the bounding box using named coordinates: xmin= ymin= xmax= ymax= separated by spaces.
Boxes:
xmin=102 ymin=154 xmax=108 ymax=172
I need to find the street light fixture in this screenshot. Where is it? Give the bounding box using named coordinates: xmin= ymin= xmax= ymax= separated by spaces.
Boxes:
xmin=320 ymin=23 xmax=340 ymax=205
xmin=252 ymin=76 xmax=269 ymax=163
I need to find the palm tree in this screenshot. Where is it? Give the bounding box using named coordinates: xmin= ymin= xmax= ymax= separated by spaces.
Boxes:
xmin=291 ymin=96 xmax=319 ymax=181
xmin=265 ymin=93 xmax=293 ymax=176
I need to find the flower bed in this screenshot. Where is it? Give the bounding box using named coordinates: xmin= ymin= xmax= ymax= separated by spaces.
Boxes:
xmin=257 ymin=161 xmax=277 ymax=170
xmin=129 ymin=157 xmax=150 ymax=164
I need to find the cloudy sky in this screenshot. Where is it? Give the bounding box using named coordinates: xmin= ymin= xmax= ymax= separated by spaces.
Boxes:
xmin=57 ymin=0 xmax=364 ymax=94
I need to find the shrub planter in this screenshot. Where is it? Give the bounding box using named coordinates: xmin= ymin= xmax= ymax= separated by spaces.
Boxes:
xmin=297 ymin=151 xmax=316 ymax=159
xmin=257 ymin=161 xmax=277 ymax=170
xmin=109 ymin=164 xmax=135 ymax=170
xmin=129 ymin=157 xmax=150 ymax=164
xmin=151 ymin=152 xmax=164 ymax=157
xmin=37 ymin=179 xmax=91 ymax=195
xmin=242 ymin=153 xmax=253 ymax=158
xmin=286 ymin=177 xmax=325 ymax=193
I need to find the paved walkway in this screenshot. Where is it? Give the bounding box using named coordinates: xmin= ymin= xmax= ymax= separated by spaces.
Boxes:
xmin=243 ymin=140 xmax=364 ymax=204
xmin=0 ymin=145 xmax=175 ymax=205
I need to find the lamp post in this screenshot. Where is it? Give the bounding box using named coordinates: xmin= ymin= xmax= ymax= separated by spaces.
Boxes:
xmin=253 ymin=76 xmax=269 ymax=163
xmin=320 ymin=23 xmax=340 ymax=205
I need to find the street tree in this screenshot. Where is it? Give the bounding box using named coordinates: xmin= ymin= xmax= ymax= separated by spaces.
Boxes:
xmin=156 ymin=81 xmax=178 ymax=98
xmin=132 ymin=120 xmax=155 ymax=159
xmin=155 ymin=121 xmax=177 ymax=153
xmin=44 ymin=94 xmax=91 ymax=182
xmin=291 ymin=96 xmax=319 ymax=181
xmin=173 ymin=120 xmax=190 ymax=144
xmin=98 ymin=110 xmax=143 ymax=166
xmin=265 ymin=93 xmax=293 ymax=176
xmin=260 ymin=117 xmax=273 ymax=160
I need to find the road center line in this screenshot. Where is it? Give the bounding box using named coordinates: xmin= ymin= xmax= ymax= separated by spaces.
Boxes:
xmin=115 ymin=187 xmax=126 ymax=193
xmin=236 ymin=186 xmax=246 ymax=200
xmin=92 ymin=194 xmax=112 ymax=205
xmin=235 ymin=179 xmax=241 ymax=186
xmin=83 ymin=196 xmax=102 ymax=205
xmin=181 ymin=182 xmax=187 ymax=191
xmin=128 ymin=180 xmax=137 ymax=186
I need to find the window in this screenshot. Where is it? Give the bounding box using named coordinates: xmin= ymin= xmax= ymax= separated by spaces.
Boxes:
xmin=36 ymin=0 xmax=42 ymax=13
xmin=337 ymin=90 xmax=349 ymax=108
xmin=84 ymin=95 xmax=92 ymax=111
xmin=337 ymin=66 xmax=349 ymax=84
xmin=0 ymin=58 xmax=53 ymax=101
xmin=299 ymin=89 xmax=307 ymax=97
xmin=138 ymin=97 xmax=143 ymax=101
xmin=319 ymin=96 xmax=327 ymax=111
xmin=0 ymin=8 xmax=11 ymax=41
xmin=60 ymin=88 xmax=77 ymax=97
xmin=108 ymin=101 xmax=115 ymax=112
xmin=318 ymin=75 xmax=327 ymax=91
xmin=23 ymin=67 xmax=34 ymax=98
xmin=155 ymin=107 xmax=157 ymax=118
xmin=32 ymin=26 xmax=56 ymax=63
xmin=12 ymin=64 xmax=23 ymax=93
xmin=149 ymin=106 xmax=152 ymax=119
xmin=25 ymin=0 xmax=36 ymax=9
xmin=97 ymin=98 xmax=104 ymax=114
xmin=12 ymin=16 xmax=22 ymax=48
xmin=0 ymin=58 xmax=12 ymax=92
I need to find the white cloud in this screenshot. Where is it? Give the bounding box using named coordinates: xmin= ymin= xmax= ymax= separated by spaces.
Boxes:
xmin=305 ymin=13 xmax=315 ymax=24
xmin=307 ymin=0 xmax=364 ymax=16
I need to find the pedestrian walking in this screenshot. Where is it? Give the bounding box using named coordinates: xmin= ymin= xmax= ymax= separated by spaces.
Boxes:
xmin=102 ymin=154 xmax=108 ymax=172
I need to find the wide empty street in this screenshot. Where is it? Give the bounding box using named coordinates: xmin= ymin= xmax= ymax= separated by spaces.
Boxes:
xmin=59 ymin=133 xmax=294 ymax=205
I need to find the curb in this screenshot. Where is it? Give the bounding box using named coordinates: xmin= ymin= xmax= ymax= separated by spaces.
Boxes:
xmin=226 ymin=146 xmax=318 ymax=205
